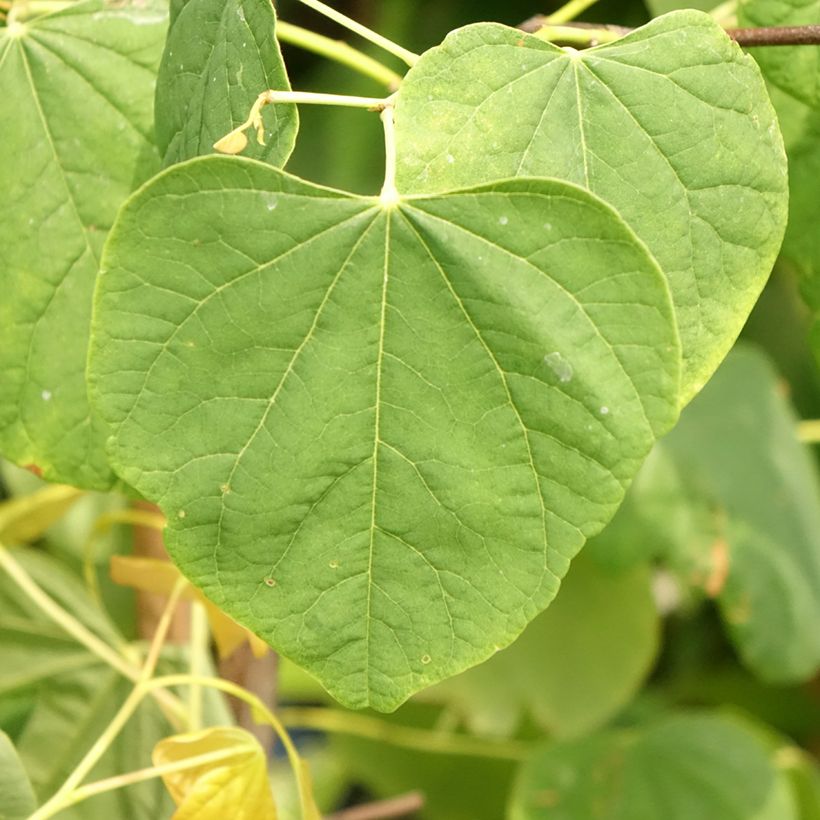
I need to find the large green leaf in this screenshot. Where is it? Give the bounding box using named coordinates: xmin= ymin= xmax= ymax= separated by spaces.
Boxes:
xmin=591 ymin=347 xmax=820 ymax=682
xmin=88 ymin=157 xmax=680 ymax=709
xmin=393 ymin=11 xmax=788 ymax=403
xmin=509 ymin=712 xmax=798 ymax=820
xmin=0 ymin=731 xmax=37 ymax=820
xmin=0 ymin=0 xmax=167 ymax=489
xmin=740 ymin=0 xmax=820 ymax=110
xmin=418 ymin=554 xmax=659 ymax=738
xmin=155 ymin=0 xmax=298 ymax=167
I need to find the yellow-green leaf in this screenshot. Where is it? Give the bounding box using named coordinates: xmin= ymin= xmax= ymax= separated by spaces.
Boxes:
xmin=154 ymin=727 xmax=277 ymax=820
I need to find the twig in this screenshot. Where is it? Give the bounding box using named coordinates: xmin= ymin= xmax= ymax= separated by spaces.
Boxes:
xmin=327 ymin=791 xmax=425 ymax=820
xmin=725 ymin=25 xmax=820 ymax=46
xmin=517 ymin=17 xmax=820 ymax=47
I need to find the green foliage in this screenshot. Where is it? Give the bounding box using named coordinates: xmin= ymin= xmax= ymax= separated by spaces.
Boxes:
xmin=0 ymin=730 xmax=37 ymax=820
xmin=1 ymin=0 xmax=819 ymax=815
xmin=155 ymin=0 xmax=298 ymax=166
xmin=419 ymin=554 xmax=659 ymax=739
xmin=592 ymin=347 xmax=820 ymax=682
xmin=0 ymin=0 xmax=167 ymax=490
xmin=508 ymin=712 xmax=797 ymax=820
xmin=740 ymin=0 xmax=820 ymax=109
xmin=392 ymin=11 xmax=788 ymax=402
xmin=88 ymin=163 xmax=678 ymax=709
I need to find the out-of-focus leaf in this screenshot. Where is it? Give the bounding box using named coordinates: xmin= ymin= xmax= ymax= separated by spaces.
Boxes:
xmin=156 ymin=0 xmax=297 ymax=166
xmin=0 ymin=485 xmax=83 ymax=544
xmin=779 ymin=748 xmax=820 ymax=820
xmin=111 ymin=556 xmax=268 ymax=658
xmin=740 ymin=0 xmax=820 ymax=110
xmin=509 ymin=712 xmax=798 ymax=820
xmin=0 ymin=0 xmax=167 ymax=489
xmin=329 ymin=704 xmax=518 ymax=820
xmin=418 ymin=555 xmax=659 ymax=738
xmin=17 ymin=665 xmax=174 ymax=820
xmin=0 ymin=730 xmax=37 ymax=820
xmin=591 ymin=347 xmax=820 ymax=683
xmin=154 ymin=727 xmax=277 ymax=820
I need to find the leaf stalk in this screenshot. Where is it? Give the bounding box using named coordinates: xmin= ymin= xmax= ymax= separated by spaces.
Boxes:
xmin=277 ymin=20 xmax=403 ymax=90
xmin=295 ymin=0 xmax=419 ymax=66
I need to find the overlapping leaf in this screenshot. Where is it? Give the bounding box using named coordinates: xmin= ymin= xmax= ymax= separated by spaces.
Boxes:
xmin=0 ymin=0 xmax=168 ymax=489
xmin=88 ymin=157 xmax=680 ymax=709
xmin=393 ymin=10 xmax=788 ymax=403
xmin=419 ymin=555 xmax=659 ymax=738
xmin=740 ymin=0 xmax=820 ymax=110
xmin=0 ymin=731 xmax=37 ymax=820
xmin=590 ymin=347 xmax=820 ymax=682
xmin=509 ymin=712 xmax=797 ymax=820
xmin=155 ymin=0 xmax=298 ymax=167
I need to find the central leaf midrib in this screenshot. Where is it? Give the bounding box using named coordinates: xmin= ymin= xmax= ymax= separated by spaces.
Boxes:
xmin=397 ymin=206 xmax=550 ymax=572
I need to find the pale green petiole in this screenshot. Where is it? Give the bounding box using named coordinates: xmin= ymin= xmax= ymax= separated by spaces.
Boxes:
xmin=277 ymin=20 xmax=403 ymax=90
xmin=295 ymin=0 xmax=419 ymax=66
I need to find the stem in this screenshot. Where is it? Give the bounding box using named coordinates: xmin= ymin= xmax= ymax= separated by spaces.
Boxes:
xmin=147 ymin=675 xmax=319 ymax=819
xmin=0 ymin=543 xmax=188 ymax=724
xmin=215 ymin=89 xmax=390 ymax=155
xmin=519 ymin=17 xmax=820 ymax=47
xmin=798 ymin=419 xmax=820 ymax=443
xmin=295 ymin=0 xmax=419 ymax=66
xmin=263 ymin=89 xmax=387 ymax=108
xmin=547 ymin=0 xmax=603 ymax=24
xmin=188 ymin=602 xmax=209 ymax=731
xmin=379 ymin=102 xmax=399 ymax=206
xmin=62 ymin=748 xmax=241 ymax=807
xmin=327 ymin=792 xmax=425 ymax=820
xmin=277 ymin=707 xmax=531 ymax=761
xmin=277 ymin=20 xmax=402 ymax=90
xmin=724 ymin=24 xmax=820 ymax=45
xmin=0 ymin=544 xmax=131 ymax=683
xmin=533 ymin=23 xmax=623 ymax=45
xmin=29 ymin=581 xmax=188 ymax=820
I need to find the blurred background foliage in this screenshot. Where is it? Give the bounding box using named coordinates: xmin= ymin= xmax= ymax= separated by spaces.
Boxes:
xmin=2 ymin=0 xmax=820 ymax=817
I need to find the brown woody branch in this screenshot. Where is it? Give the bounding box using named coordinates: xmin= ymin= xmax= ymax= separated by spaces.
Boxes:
xmin=327 ymin=791 xmax=425 ymax=820
xmin=517 ymin=16 xmax=820 ymax=46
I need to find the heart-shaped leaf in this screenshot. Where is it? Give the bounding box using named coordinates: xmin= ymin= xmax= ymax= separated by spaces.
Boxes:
xmin=0 ymin=0 xmax=167 ymax=489
xmin=393 ymin=11 xmax=788 ymax=404
xmin=154 ymin=727 xmax=278 ymax=820
xmin=155 ymin=0 xmax=298 ymax=167
xmin=88 ymin=157 xmax=679 ymax=709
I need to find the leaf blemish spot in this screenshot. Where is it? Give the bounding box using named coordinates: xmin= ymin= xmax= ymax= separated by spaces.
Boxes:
xmin=41 ymin=389 xmax=52 ymax=401
xmin=329 ymin=559 xmax=339 ymax=569
xmin=599 ymin=406 xmax=610 ymax=415
xmin=499 ymin=215 xmax=509 ymax=226
xmin=421 ymin=654 xmax=431 ymax=665
xmin=543 ymin=352 xmax=573 ymax=383
xmin=177 ymin=509 xmax=186 ymax=519
xmin=220 ymin=483 xmax=230 ymax=494
xmin=264 ymin=577 xmax=276 ymax=587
